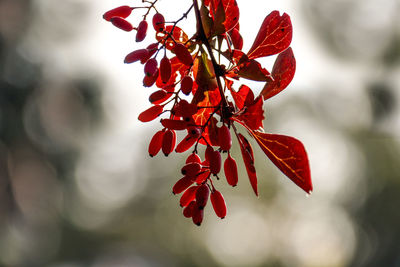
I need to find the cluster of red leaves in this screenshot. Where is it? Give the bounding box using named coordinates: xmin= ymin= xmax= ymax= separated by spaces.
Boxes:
xmin=104 ymin=0 xmax=312 ymax=226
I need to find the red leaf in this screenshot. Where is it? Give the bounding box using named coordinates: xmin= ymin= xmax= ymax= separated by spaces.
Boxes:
xmin=236 ymin=59 xmax=272 ymax=82
xmin=261 ymin=47 xmax=296 ymax=100
xmin=235 ymin=96 xmax=264 ymax=130
xmin=209 ymin=0 xmax=240 ymax=33
xmin=237 ymin=133 xmax=258 ymax=196
xmin=156 ymin=25 xmax=188 ymax=50
xmin=228 ymin=84 xmax=254 ymax=110
xmin=247 ymin=11 xmax=292 ymax=59
xmin=250 ymin=131 xmax=312 ymax=193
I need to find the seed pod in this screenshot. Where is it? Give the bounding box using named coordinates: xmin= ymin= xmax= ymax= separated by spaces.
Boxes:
xmin=174 ymin=100 xmax=197 ymax=119
xmin=192 ymin=203 xmax=204 ymax=226
xmin=136 ymin=20 xmax=148 ymax=42
xmin=140 ymin=43 xmax=159 ymax=63
xmin=149 ymin=90 xmax=168 ymax=104
xmin=205 ymin=146 xmax=214 ymax=164
xmin=196 ymin=169 xmax=210 ymax=184
xmin=173 ymin=43 xmax=193 ymax=66
xmin=148 ymin=130 xmax=165 ymax=157
xmin=209 ymin=150 xmax=222 ymax=174
xmin=161 ymin=119 xmax=187 ymax=130
xmin=110 ymin=17 xmax=134 ymax=32
xmin=181 ymin=162 xmax=201 ymax=177
xmin=160 ymin=56 xmax=172 ymax=83
xmin=195 ymin=184 xmax=210 ymax=209
xmin=180 ymin=76 xmax=193 ymax=95
xmin=218 ymin=125 xmax=232 ymax=151
xmin=144 ymin=58 xmax=158 ymax=77
xmin=224 ymin=154 xmax=238 ymax=186
xmin=183 ymin=201 xmax=196 ymax=218
xmin=124 ymin=49 xmax=149 ymax=64
xmin=210 ymin=190 xmax=227 ymax=219
xmin=186 ymin=153 xmax=202 ymax=164
xmin=152 ymin=13 xmax=165 ymax=32
xmin=180 ymin=186 xmax=199 ymax=207
xmin=172 ymin=176 xmax=193 ymax=195
xmin=143 ymin=69 xmax=159 ymax=87
xmin=187 ymin=127 xmax=201 ymax=138
xmin=103 ymin=6 xmax=132 ymax=21
xmin=162 ymin=129 xmax=176 ymax=156
xmin=175 ymin=135 xmax=197 ymax=153
xmin=138 ymin=105 xmax=163 ymax=122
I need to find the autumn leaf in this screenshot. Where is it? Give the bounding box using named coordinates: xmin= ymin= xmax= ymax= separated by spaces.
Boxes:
xmin=250 ymin=130 xmax=312 ymax=193
xmin=237 ymin=59 xmax=272 ymax=82
xmin=247 ymin=11 xmax=292 ymax=59
xmin=234 ymin=96 xmax=264 ymax=130
xmin=156 ymin=25 xmax=189 ymax=50
xmin=261 ymin=47 xmax=296 ymax=100
xmin=229 ymin=84 xmax=254 ymax=110
xmin=208 ymin=0 xmax=240 ymax=34
xmin=237 ymin=133 xmax=258 ymax=196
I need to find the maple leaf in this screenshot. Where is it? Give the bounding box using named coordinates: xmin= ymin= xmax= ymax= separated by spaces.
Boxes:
xmin=250 ymin=130 xmax=312 ymax=193
xmin=261 ymin=47 xmax=296 ymax=100
xmin=247 ymin=11 xmax=292 ymax=59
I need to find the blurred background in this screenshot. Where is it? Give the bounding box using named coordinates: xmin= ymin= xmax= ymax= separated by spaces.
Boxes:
xmin=0 ymin=0 xmax=399 ymax=266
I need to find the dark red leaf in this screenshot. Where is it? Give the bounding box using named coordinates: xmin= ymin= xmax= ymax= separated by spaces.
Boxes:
xmin=235 ymin=96 xmax=264 ymax=130
xmin=229 ymin=84 xmax=254 ymax=110
xmin=247 ymin=11 xmax=292 ymax=59
xmin=237 ymin=133 xmax=258 ymax=196
xmin=261 ymin=47 xmax=296 ymax=100
xmin=236 ymin=59 xmax=272 ymax=82
xmin=210 ymin=0 xmax=240 ymax=33
xmin=250 ymin=130 xmax=312 ymax=193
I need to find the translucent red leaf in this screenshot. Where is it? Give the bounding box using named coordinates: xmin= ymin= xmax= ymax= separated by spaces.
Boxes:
xmin=229 ymin=84 xmax=254 ymax=110
xmin=237 ymin=133 xmax=258 ymax=196
xmin=210 ymin=0 xmax=239 ymax=33
xmin=156 ymin=25 xmax=188 ymax=50
xmin=235 ymin=96 xmax=264 ymax=130
xmin=247 ymin=11 xmax=292 ymax=59
xmin=261 ymin=47 xmax=296 ymax=100
xmin=251 ymin=131 xmax=312 ymax=193
xmin=236 ymin=59 xmax=272 ymax=82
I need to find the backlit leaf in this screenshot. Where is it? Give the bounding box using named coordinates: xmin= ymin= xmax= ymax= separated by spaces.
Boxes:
xmin=237 ymin=59 xmax=272 ymax=82
xmin=261 ymin=47 xmax=296 ymax=100
xmin=234 ymin=96 xmax=264 ymax=130
xmin=247 ymin=11 xmax=292 ymax=59
xmin=229 ymin=84 xmax=254 ymax=110
xmin=251 ymin=131 xmax=312 ymax=193
xmin=237 ymin=133 xmax=258 ymax=196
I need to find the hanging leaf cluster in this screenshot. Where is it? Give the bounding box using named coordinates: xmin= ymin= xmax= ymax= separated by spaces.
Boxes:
xmin=103 ymin=0 xmax=312 ymax=226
